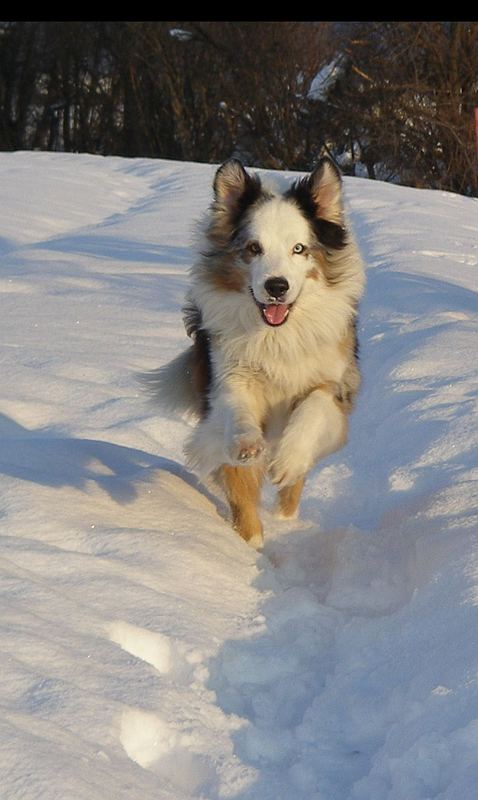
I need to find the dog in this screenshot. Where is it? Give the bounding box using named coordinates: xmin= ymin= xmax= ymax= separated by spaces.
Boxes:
xmin=146 ymin=158 xmax=365 ymax=548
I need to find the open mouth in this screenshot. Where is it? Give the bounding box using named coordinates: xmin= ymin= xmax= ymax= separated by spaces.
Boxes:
xmin=249 ymin=287 xmax=293 ymax=326
xmin=258 ymin=302 xmax=292 ymax=326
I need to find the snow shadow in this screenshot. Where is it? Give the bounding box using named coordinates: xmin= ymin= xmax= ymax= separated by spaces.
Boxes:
xmin=0 ymin=413 xmax=212 ymax=505
xmin=35 ymin=236 xmax=191 ymax=266
xmin=0 ymin=235 xmax=15 ymax=257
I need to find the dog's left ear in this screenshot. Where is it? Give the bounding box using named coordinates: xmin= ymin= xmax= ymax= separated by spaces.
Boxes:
xmin=308 ymin=158 xmax=343 ymax=224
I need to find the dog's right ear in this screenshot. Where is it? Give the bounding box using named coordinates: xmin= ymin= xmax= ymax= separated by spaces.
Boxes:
xmin=213 ymin=159 xmax=262 ymax=214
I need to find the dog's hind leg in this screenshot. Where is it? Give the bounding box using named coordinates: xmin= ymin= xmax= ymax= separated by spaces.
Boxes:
xmin=220 ymin=464 xmax=264 ymax=549
xmin=276 ymin=477 xmax=305 ymax=519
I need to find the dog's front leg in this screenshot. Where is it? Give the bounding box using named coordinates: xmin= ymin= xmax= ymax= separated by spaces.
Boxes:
xmin=184 ymin=373 xmax=266 ymax=475
xmin=269 ymin=386 xmax=348 ymax=488
xmin=222 ymin=375 xmax=266 ymax=466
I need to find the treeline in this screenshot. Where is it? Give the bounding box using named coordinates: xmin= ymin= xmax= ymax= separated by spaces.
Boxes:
xmin=1 ymin=21 xmax=477 ymax=194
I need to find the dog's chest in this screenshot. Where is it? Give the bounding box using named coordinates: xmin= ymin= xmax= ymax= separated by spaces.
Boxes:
xmin=217 ymin=334 xmax=346 ymax=397
xmin=263 ymin=347 xmax=343 ymax=396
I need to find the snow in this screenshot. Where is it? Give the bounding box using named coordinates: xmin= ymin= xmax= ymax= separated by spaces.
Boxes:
xmin=308 ymin=56 xmax=345 ymax=102
xmin=0 ymin=151 xmax=477 ymax=800
xmin=169 ymin=28 xmax=194 ymax=42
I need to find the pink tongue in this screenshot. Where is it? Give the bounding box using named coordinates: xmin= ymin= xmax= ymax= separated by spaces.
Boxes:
xmin=263 ymin=304 xmax=289 ymax=326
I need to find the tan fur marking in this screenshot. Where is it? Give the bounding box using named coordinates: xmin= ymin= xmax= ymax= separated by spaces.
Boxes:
xmin=278 ymin=477 xmax=304 ymax=518
xmin=310 ymin=247 xmax=328 ymax=267
xmin=221 ymin=464 xmax=263 ymax=545
xmin=209 ymin=264 xmax=246 ymax=292
xmin=308 ymin=247 xmax=344 ymax=284
xmin=309 ymin=244 xmax=347 ymax=286
xmin=306 ymin=266 xmax=320 ymax=280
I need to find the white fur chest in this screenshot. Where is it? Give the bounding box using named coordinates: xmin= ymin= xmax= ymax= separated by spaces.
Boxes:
xmin=213 ymin=326 xmax=347 ymax=399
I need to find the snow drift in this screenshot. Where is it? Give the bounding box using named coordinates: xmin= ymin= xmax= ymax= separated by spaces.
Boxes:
xmin=0 ymin=151 xmax=477 ymax=800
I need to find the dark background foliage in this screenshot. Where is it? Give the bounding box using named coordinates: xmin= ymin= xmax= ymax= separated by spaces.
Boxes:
xmin=1 ymin=21 xmax=477 ymax=194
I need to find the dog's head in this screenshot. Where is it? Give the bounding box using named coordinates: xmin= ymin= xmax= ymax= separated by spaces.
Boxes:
xmin=206 ymin=157 xmax=347 ymax=327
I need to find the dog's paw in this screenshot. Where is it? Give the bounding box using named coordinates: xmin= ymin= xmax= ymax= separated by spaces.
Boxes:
xmin=228 ymin=431 xmax=265 ymax=465
xmin=269 ymin=449 xmax=309 ymax=488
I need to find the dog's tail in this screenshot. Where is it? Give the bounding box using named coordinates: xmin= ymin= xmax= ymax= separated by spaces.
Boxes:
xmin=139 ymin=297 xmax=211 ymax=419
xmin=138 ymin=347 xmax=202 ymax=419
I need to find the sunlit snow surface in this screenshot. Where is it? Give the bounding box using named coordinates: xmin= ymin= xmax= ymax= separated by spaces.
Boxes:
xmin=0 ymin=152 xmax=477 ymax=800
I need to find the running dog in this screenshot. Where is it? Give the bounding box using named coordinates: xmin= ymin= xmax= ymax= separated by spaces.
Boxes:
xmin=148 ymin=158 xmax=365 ymax=548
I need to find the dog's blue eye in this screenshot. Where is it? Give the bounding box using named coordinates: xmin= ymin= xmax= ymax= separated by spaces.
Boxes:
xmin=293 ymin=243 xmax=305 ymax=254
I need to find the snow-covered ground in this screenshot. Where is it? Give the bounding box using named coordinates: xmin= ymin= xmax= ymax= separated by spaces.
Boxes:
xmin=0 ymin=151 xmax=477 ymax=800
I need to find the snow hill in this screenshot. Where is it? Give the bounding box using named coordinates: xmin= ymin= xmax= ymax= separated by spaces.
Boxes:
xmin=0 ymin=152 xmax=477 ymax=800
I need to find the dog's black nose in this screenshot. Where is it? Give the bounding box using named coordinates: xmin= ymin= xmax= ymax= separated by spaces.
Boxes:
xmin=264 ymin=277 xmax=289 ymax=299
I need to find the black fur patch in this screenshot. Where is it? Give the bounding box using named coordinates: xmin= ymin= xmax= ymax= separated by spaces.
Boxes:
xmin=229 ymin=173 xmax=263 ymax=236
xmin=285 ymin=177 xmax=347 ymax=250
xmin=339 ymin=318 xmax=361 ymax=412
xmin=182 ymin=301 xmax=213 ymax=417
xmin=183 ymin=301 xmax=203 ymax=339
xmin=352 ymin=316 xmax=360 ymax=361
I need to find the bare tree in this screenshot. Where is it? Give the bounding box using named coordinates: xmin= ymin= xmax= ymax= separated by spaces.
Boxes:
xmin=0 ymin=22 xmax=42 ymax=149
xmin=0 ymin=21 xmax=476 ymax=195
xmin=315 ymin=22 xmax=478 ymax=194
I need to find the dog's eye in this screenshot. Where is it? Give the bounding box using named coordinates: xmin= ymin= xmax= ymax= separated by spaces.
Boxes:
xmin=247 ymin=241 xmax=263 ymax=256
xmin=293 ymin=243 xmax=306 ymax=254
